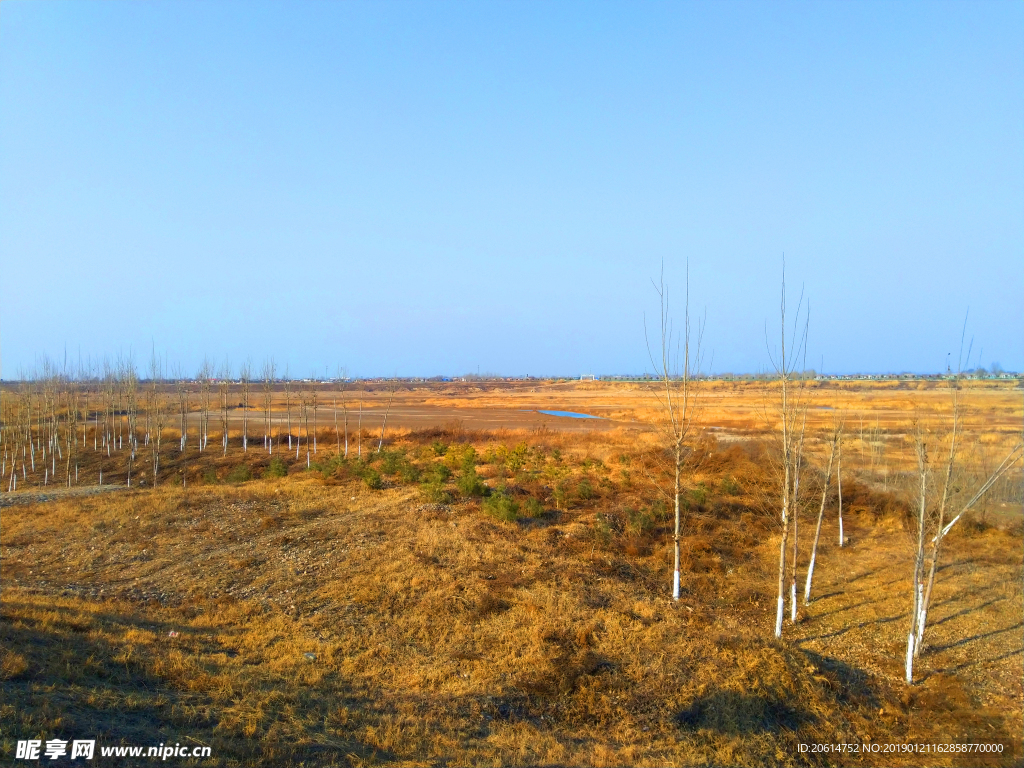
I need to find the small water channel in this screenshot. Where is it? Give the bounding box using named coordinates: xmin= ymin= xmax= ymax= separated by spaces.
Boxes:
xmin=535 ymin=410 xmax=605 ymax=419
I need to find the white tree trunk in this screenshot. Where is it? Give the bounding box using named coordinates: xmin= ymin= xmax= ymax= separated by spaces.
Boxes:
xmin=837 ymin=440 xmax=844 ymax=546
xmin=905 ymin=632 xmax=915 ymax=683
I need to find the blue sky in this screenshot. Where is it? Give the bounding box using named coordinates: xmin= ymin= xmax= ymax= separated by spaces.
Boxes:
xmin=1 ymin=1 xmax=1021 ymax=378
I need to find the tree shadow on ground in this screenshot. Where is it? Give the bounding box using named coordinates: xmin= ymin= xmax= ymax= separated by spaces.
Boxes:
xmin=0 ymin=597 xmax=392 ymax=768
xmin=674 ymin=690 xmax=814 ymax=734
xmin=927 ymin=620 xmax=1024 ymax=654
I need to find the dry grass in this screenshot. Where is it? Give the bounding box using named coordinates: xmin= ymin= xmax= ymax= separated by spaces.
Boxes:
xmin=2 ymin=421 xmax=1021 ymax=766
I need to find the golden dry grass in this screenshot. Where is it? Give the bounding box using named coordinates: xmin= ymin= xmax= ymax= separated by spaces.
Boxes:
xmin=2 ymin=418 xmax=1021 ymax=766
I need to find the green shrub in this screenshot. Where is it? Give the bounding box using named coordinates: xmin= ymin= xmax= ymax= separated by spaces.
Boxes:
xmin=363 ymin=469 xmax=383 ymax=490
xmin=457 ymin=467 xmax=488 ymax=497
xmin=399 ymin=463 xmax=421 ymax=483
xmin=431 ymin=440 xmax=448 ymax=456
xmin=380 ymin=450 xmax=405 ymax=476
xmin=523 ymin=497 xmax=545 ymax=518
xmin=264 ymin=456 xmax=288 ymax=478
xmin=553 ymin=481 xmax=570 ymax=509
xmin=650 ymin=499 xmax=668 ymax=521
xmin=577 ymin=478 xmax=595 ymax=501
xmin=226 ymin=464 xmax=252 ymax=483
xmin=483 ymin=491 xmax=519 ymax=522
xmin=420 ymin=481 xmax=452 ymax=504
xmin=506 ymin=442 xmax=529 ymax=473
xmin=431 ymin=463 xmax=452 ymax=483
xmin=202 ymin=468 xmax=219 ymax=484
xmin=593 ymin=513 xmax=613 ymax=545
xmin=626 ymin=506 xmax=655 ymax=536
xmin=720 ymin=476 xmax=742 ymax=496
xmin=460 ymin=446 xmax=478 ymax=471
xmin=689 ymin=483 xmax=709 ymax=506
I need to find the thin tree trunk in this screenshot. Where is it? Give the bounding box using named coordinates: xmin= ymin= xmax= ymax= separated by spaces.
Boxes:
xmin=790 ymin=408 xmax=807 ymax=623
xmin=804 ymin=433 xmax=838 ymax=604
xmin=377 ymin=383 xmax=396 ymax=453
xmin=673 ymin=440 xmax=682 ymax=600
xmin=837 ymin=438 xmax=844 ymax=546
xmin=906 ymin=442 xmax=928 ymax=684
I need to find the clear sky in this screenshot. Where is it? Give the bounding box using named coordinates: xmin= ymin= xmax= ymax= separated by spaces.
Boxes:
xmin=1 ymin=1 xmax=1021 ymax=378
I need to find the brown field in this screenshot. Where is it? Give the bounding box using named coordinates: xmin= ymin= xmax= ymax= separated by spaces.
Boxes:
xmin=1 ymin=380 xmax=1021 ymax=766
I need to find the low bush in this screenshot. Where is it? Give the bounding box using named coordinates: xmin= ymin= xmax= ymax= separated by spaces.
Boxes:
xmin=689 ymin=483 xmax=709 ymax=506
xmin=483 ymin=490 xmax=519 ymax=522
xmin=553 ymin=481 xmax=570 ymax=509
xmin=264 ymin=456 xmax=288 ymax=478
xmin=420 ymin=481 xmax=452 ymax=504
xmin=592 ymin=512 xmax=613 ymax=545
xmin=226 ymin=465 xmax=252 ymax=483
xmin=720 ymin=475 xmax=742 ymax=496
xmin=362 ymin=468 xmax=383 ymax=490
xmin=457 ymin=467 xmax=488 ymax=497
xmin=626 ymin=506 xmax=655 ymax=536
xmin=522 ymin=497 xmax=545 ymax=518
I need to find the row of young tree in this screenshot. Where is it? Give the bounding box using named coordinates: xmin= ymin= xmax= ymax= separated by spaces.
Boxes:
xmin=647 ymin=265 xmax=1023 ymax=685
xmin=0 ymin=355 xmax=402 ymax=492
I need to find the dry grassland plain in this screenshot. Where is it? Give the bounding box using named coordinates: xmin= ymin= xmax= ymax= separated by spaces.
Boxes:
xmin=1 ymin=380 xmax=1021 ymax=766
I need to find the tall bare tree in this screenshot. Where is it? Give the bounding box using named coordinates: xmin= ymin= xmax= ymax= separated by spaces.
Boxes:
xmin=765 ymin=264 xmax=810 ymax=639
xmin=645 ymin=265 xmax=706 ymax=601
xmin=905 ymin=406 xmax=1023 ymax=682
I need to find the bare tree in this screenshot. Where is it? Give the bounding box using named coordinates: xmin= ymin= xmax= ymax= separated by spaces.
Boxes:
xmin=302 ymin=387 xmax=312 ymax=468
xmin=377 ymin=379 xmax=398 ymax=453
xmin=803 ymin=415 xmax=843 ymax=604
xmin=219 ymin=360 xmax=232 ymax=454
xmin=149 ymin=353 xmax=165 ymax=484
xmin=174 ymin=365 xmax=189 ymax=453
xmin=311 ymin=376 xmax=318 ymax=455
xmin=284 ymin=367 xmax=293 ymax=450
xmin=906 ymin=425 xmax=1023 ymax=682
xmin=837 ymin=433 xmax=845 ymax=547
xmin=240 ymin=360 xmax=251 ymax=452
xmin=644 ymin=264 xmax=705 ymax=601
xmin=789 ymin=406 xmax=809 ymax=623
xmin=903 ymin=330 xmax=1024 ymax=683
xmin=765 ymin=264 xmax=810 ymax=639
xmin=262 ymin=359 xmax=276 ymax=454
xmin=197 ymin=359 xmax=212 ymax=452
xmin=339 ymin=370 xmax=350 ymax=458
